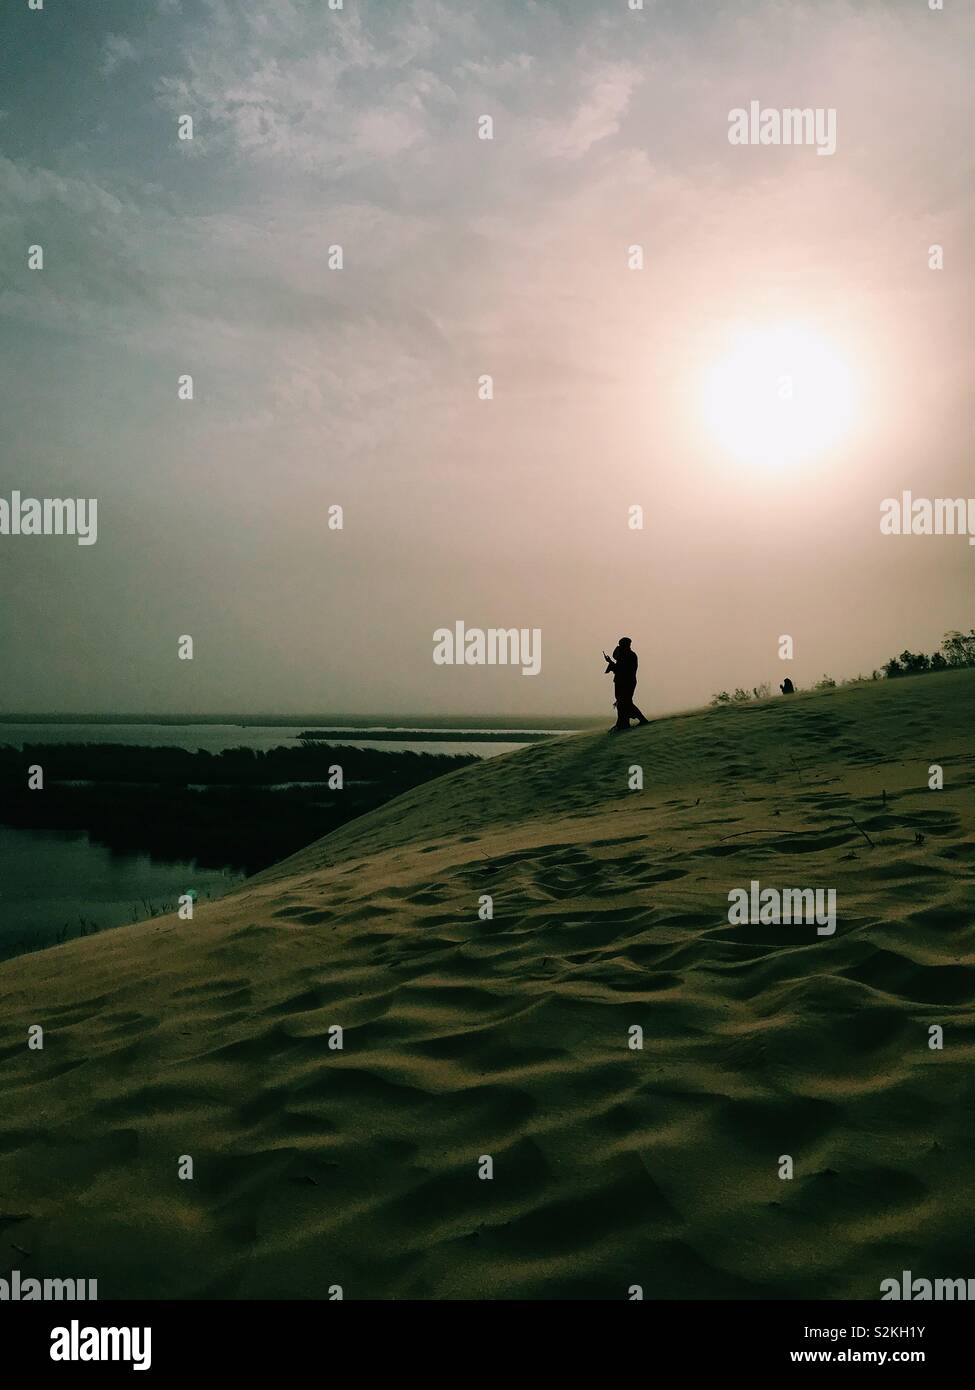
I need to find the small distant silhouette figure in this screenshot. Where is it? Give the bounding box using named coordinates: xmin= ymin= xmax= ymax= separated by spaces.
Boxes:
xmin=603 ymin=637 xmax=649 ymax=731
xmin=780 ymin=678 xmax=795 ymax=695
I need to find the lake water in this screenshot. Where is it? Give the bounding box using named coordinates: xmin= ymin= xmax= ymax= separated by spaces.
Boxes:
xmin=0 ymin=825 xmax=245 ymax=962
xmin=0 ymin=722 xmax=570 ymax=960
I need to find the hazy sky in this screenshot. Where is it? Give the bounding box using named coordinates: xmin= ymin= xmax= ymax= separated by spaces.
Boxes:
xmin=1 ymin=0 xmax=972 ymax=716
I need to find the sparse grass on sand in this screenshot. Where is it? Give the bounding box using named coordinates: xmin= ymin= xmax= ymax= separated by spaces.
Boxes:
xmin=2 ymin=669 xmax=974 ymax=1298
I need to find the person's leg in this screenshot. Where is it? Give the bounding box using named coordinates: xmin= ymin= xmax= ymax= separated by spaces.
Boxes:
xmin=615 ymin=684 xmax=635 ymax=728
xmin=630 ymin=702 xmax=649 ymax=725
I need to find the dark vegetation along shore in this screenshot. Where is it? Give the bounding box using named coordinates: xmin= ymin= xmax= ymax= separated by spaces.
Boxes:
xmin=0 ymin=743 xmax=477 ymax=875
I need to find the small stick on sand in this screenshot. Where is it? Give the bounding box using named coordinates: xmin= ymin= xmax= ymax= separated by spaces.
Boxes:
xmin=848 ymin=817 xmax=875 ymax=848
xmin=717 ymin=819 xmax=875 ymax=848
xmin=718 ymin=828 xmax=826 ymax=840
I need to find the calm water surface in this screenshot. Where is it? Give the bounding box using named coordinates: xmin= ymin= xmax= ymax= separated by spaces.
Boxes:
xmin=0 ymin=722 xmax=564 ymax=958
xmin=0 ymin=825 xmax=245 ymax=961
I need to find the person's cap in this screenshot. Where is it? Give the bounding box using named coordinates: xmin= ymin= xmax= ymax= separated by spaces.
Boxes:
xmin=619 ymin=636 xmax=631 ymax=645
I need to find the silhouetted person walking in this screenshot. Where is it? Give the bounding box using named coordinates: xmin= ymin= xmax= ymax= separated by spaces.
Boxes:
xmin=603 ymin=637 xmax=649 ymax=731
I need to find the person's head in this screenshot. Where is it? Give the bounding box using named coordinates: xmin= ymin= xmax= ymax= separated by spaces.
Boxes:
xmin=618 ymin=637 xmax=631 ymax=648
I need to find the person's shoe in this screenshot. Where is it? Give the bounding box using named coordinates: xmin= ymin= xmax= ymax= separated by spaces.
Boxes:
xmin=637 ymin=718 xmax=650 ymax=726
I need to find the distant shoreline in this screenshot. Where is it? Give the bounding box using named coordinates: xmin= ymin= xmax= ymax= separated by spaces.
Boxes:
xmin=0 ymin=713 xmax=601 ymax=731
xmin=297 ymin=728 xmax=558 ymax=743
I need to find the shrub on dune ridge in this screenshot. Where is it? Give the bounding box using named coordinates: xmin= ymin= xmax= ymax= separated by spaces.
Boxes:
xmin=710 ymin=625 xmax=973 ymax=706
xmin=884 ymin=628 xmax=975 ymax=678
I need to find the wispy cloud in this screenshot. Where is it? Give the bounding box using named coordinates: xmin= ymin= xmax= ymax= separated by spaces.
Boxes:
xmin=100 ymin=33 xmax=141 ymax=79
xmin=533 ymin=63 xmax=640 ymax=160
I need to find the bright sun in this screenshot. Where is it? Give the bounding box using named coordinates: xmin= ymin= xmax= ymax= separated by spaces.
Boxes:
xmin=702 ymin=325 xmax=855 ymax=468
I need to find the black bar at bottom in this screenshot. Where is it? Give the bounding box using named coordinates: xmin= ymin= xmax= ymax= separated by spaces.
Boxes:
xmin=0 ymin=1299 xmax=968 ymax=1374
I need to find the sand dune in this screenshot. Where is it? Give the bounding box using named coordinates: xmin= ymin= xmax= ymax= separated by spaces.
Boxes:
xmin=2 ymin=670 xmax=975 ymax=1299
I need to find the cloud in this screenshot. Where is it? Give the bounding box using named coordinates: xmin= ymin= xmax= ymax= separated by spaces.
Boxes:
xmin=533 ymin=63 xmax=640 ymax=160
xmin=100 ymin=34 xmax=141 ymax=79
xmin=153 ymin=0 xmax=449 ymax=175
